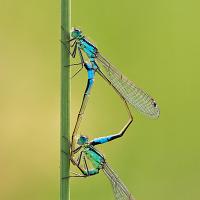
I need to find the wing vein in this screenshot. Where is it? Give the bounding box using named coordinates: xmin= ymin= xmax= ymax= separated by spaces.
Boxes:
xmin=96 ymin=53 xmax=160 ymax=118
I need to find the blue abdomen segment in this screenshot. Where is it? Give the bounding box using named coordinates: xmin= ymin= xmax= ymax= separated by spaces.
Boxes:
xmin=88 ymin=69 xmax=95 ymax=79
xmin=84 ymin=62 xmax=97 ymax=95
xmin=90 ymin=133 xmax=124 ymax=146
xmin=85 ymin=78 xmax=94 ymax=95
xmin=91 ymin=136 xmax=113 ymax=145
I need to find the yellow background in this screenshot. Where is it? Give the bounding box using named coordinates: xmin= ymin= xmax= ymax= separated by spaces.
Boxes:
xmin=1 ymin=0 xmax=200 ymax=199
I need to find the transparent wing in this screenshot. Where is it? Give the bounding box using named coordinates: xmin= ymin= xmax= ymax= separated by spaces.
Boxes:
xmin=102 ymin=162 xmax=135 ymax=200
xmin=96 ymin=53 xmax=160 ymax=118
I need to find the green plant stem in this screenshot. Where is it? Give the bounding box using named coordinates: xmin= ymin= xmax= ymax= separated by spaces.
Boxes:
xmin=60 ymin=0 xmax=70 ymax=199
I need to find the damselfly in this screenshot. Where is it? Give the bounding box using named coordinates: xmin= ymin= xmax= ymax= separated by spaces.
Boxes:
xmin=65 ymin=117 xmax=135 ymax=200
xmin=61 ymin=27 xmax=159 ymax=158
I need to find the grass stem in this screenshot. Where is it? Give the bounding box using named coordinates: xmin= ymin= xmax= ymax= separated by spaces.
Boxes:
xmin=60 ymin=0 xmax=70 ymax=199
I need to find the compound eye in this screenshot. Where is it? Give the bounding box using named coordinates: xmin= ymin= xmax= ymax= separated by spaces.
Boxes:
xmin=74 ymin=28 xmax=80 ymax=33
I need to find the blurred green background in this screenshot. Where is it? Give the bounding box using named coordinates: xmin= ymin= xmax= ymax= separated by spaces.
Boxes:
xmin=1 ymin=0 xmax=200 ymax=199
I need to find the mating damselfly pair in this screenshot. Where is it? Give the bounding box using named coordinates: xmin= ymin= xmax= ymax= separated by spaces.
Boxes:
xmin=61 ymin=27 xmax=160 ymax=200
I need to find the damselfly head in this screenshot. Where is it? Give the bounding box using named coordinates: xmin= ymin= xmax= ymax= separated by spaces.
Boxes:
xmin=71 ymin=28 xmax=83 ymax=39
xmin=77 ymin=135 xmax=88 ymax=145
